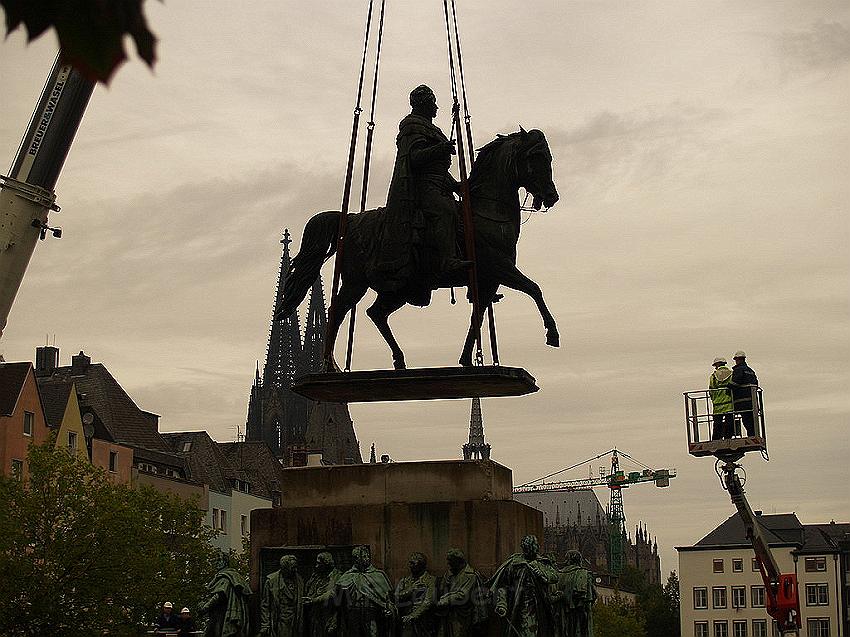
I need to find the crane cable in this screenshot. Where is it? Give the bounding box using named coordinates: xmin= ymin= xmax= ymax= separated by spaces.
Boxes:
xmin=345 ymin=0 xmax=387 ymax=372
xmin=442 ymin=0 xmax=491 ymax=366
xmin=518 ymin=448 xmax=658 ymax=488
xmin=324 ymin=0 xmax=386 ymax=370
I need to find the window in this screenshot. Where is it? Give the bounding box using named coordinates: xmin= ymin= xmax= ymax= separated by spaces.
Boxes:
xmin=220 ymin=510 xmax=227 ymax=534
xmin=23 ymin=411 xmax=34 ymax=436
xmin=695 ymin=622 xmax=709 ymax=637
xmin=732 ymin=586 xmax=747 ymax=608
xmin=752 ymin=620 xmax=767 ymax=637
xmin=182 ymin=441 xmax=192 ymax=452
xmin=11 ymin=459 xmax=24 ymax=478
xmin=732 ymin=558 xmax=744 ymax=572
xmin=733 ymin=621 xmax=748 ymax=637
xmin=713 ymin=559 xmax=725 ymax=573
xmin=108 ymin=451 xmax=117 ymax=472
xmin=712 ymin=587 xmax=727 ymax=609
xmin=68 ymin=431 xmax=77 ymax=452
xmin=751 ymin=585 xmax=766 ymax=608
xmin=752 ymin=558 xmax=760 ymax=572
xmin=138 ymin=462 xmax=157 ymax=474
xmin=241 ymin=515 xmax=248 ymax=537
xmin=806 ymin=618 xmax=829 ymax=637
xmin=694 ymin=587 xmax=708 ymax=609
xmin=714 ymin=620 xmax=729 ymax=637
xmin=805 ymin=557 xmax=826 ymax=572
xmin=232 ymin=479 xmax=250 ymax=494
xmin=806 ymin=583 xmax=829 ymax=606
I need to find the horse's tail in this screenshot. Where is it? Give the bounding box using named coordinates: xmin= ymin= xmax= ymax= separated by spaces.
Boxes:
xmin=275 ymin=211 xmax=340 ymax=320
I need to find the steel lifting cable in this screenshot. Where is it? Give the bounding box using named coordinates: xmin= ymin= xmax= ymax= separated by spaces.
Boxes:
xmin=442 ymin=0 xmax=486 ymax=366
xmin=345 ymin=0 xmax=387 ymax=373
xmin=448 ymin=0 xmax=501 ymax=366
xmin=324 ymin=0 xmax=380 ymax=369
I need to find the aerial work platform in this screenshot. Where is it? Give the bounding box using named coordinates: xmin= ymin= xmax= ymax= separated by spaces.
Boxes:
xmin=291 ymin=365 xmax=538 ymax=403
xmin=684 ymin=386 xmax=766 ymax=459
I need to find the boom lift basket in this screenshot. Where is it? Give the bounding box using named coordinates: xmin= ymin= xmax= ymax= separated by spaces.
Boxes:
xmin=684 ymin=386 xmax=766 ymax=458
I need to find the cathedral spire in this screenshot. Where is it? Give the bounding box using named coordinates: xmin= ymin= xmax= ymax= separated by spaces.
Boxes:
xmin=462 ymin=398 xmax=491 ymax=460
xmin=302 ymin=276 xmax=327 ymax=375
xmin=264 ymin=229 xmax=303 ymax=390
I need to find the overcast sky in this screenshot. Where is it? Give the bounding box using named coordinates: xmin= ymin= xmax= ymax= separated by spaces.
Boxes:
xmin=2 ymin=1 xmax=848 ymax=575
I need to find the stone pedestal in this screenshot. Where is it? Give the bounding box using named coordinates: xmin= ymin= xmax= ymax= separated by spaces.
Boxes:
xmin=250 ymin=459 xmax=542 ymax=590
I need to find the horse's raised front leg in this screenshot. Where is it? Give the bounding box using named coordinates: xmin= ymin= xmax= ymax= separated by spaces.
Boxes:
xmin=459 ymin=283 xmax=498 ymax=367
xmin=325 ymin=278 xmax=369 ymax=372
xmin=366 ymin=293 xmax=408 ymax=370
xmin=500 ymin=265 xmax=560 ymax=348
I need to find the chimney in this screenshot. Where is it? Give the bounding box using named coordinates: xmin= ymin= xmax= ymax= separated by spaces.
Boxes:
xmin=755 ymin=510 xmax=763 ymax=516
xmin=35 ymin=346 xmax=59 ymax=375
xmin=71 ymin=351 xmax=91 ymax=375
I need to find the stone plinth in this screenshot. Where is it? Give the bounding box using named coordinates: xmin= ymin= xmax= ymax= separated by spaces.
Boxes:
xmin=250 ymin=459 xmax=542 ymax=591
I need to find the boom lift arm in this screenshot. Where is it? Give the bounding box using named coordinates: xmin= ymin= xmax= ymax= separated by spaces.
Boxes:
xmin=720 ymin=461 xmax=801 ymax=635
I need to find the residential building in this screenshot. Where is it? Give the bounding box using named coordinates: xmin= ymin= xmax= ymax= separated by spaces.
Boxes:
xmin=678 ymin=512 xmax=850 ymax=637
xmin=37 ymin=376 xmax=88 ymax=461
xmin=34 ymin=348 xmax=207 ymax=505
xmin=0 ymin=361 xmax=49 ymax=479
xmin=164 ymin=432 xmax=276 ymax=553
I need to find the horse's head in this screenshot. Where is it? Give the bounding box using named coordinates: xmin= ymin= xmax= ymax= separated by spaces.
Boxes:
xmin=516 ymin=128 xmax=559 ymax=210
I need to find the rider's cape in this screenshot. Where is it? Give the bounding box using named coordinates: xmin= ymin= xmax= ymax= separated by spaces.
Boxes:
xmin=366 ymin=113 xmax=451 ymax=305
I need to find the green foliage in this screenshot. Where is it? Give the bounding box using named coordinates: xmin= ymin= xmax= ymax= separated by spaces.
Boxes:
xmin=0 ymin=0 xmax=157 ymax=83
xmin=0 ymin=443 xmax=218 ymax=637
xmin=594 ymin=595 xmax=647 ymax=637
xmin=639 ymin=571 xmax=681 ymax=637
xmin=618 ymin=564 xmax=648 ymax=595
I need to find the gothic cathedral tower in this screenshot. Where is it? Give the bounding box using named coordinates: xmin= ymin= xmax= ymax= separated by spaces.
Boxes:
xmin=246 ymin=230 xmax=361 ymax=465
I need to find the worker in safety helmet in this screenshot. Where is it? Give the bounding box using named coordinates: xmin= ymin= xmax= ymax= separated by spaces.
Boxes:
xmin=730 ymin=351 xmax=759 ymax=437
xmin=709 ymin=357 xmax=734 ymax=440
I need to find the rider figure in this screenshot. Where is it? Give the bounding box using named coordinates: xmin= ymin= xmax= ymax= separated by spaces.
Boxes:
xmin=377 ymin=85 xmax=471 ymax=304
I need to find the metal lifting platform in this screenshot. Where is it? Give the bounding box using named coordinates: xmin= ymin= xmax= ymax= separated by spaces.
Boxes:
xmin=291 ymin=365 xmax=538 ymax=403
xmin=684 ymin=386 xmax=767 ymax=459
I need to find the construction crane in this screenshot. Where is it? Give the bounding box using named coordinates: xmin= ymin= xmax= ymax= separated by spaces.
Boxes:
xmin=514 ymin=449 xmax=675 ymax=575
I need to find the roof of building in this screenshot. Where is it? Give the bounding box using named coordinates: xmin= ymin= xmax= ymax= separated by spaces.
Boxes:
xmin=162 ymin=431 xmax=232 ymax=494
xmin=37 ymin=355 xmax=186 ymax=472
xmin=694 ymin=512 xmax=803 ymax=548
xmin=218 ymin=441 xmax=282 ymax=500
xmin=0 ymin=362 xmax=32 ymax=416
xmin=513 ymin=489 xmax=607 ymax=527
xmin=35 ymin=378 xmax=74 ymax=428
xmin=679 ymin=513 xmax=849 ymax=553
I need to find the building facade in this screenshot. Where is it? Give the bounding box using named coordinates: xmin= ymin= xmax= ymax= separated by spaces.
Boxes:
xmin=678 ymin=512 xmax=850 ymax=637
xmin=514 ymin=488 xmax=662 ymax=585
xmin=164 ymin=432 xmax=277 ymax=554
xmin=0 ymin=362 xmax=49 ymax=479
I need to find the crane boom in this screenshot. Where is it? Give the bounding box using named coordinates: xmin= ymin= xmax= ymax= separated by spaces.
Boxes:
xmin=720 ymin=461 xmax=801 ymax=635
xmin=0 ymin=53 xmax=94 ymax=340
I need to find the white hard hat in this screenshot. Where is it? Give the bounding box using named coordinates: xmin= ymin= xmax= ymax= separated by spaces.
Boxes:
xmin=163 ymin=602 xmax=173 ymax=609
xmin=733 ymin=350 xmax=746 ymax=359
xmin=713 ymin=357 xmax=726 ymax=365
xmin=181 ymin=608 xmax=190 ymax=614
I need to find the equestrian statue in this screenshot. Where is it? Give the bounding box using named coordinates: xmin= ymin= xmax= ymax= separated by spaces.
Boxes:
xmin=276 ymin=84 xmax=560 ymax=370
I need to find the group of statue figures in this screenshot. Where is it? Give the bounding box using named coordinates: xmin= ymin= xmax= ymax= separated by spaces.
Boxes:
xmin=247 ymin=536 xmax=595 ymax=637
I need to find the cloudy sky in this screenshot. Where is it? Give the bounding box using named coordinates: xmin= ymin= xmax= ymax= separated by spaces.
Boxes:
xmin=2 ymin=1 xmax=848 ymax=574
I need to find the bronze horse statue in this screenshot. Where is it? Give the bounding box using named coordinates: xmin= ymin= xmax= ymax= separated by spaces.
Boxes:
xmin=276 ymin=128 xmax=560 ymax=370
